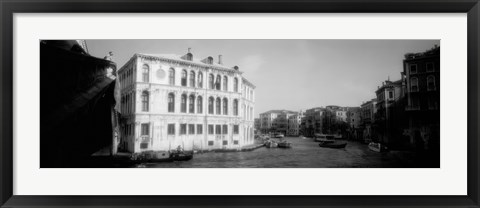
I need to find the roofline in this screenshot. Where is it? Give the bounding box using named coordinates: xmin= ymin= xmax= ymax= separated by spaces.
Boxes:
xmin=135 ymin=53 xmax=244 ymax=74
xmin=242 ymin=77 xmax=256 ymax=89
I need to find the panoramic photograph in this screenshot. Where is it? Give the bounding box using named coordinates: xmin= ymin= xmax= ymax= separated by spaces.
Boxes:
xmin=40 ymin=39 xmax=440 ymax=168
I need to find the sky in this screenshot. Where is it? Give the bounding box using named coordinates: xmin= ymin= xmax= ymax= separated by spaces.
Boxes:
xmin=87 ymin=39 xmax=439 ymax=117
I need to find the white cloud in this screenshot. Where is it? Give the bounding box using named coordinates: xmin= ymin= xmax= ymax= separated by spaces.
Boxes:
xmin=238 ymin=55 xmax=264 ymax=72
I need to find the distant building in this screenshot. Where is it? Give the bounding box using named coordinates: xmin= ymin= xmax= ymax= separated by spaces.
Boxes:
xmin=374 ymin=79 xmax=407 ymax=147
xmin=347 ymin=107 xmax=362 ymax=140
xmin=403 ymin=45 xmax=440 ymax=152
xmin=118 ymin=49 xmax=255 ymax=153
xmin=302 ymin=107 xmax=325 ymax=137
xmin=259 ymin=110 xmax=295 ymax=135
xmin=287 ymin=112 xmax=302 ymax=136
xmin=360 ymin=98 xmax=377 ymax=143
xmin=254 ymin=118 xmax=260 ymax=134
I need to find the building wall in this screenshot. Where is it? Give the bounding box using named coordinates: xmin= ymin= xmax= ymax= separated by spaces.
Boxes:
xmin=118 ymin=54 xmax=255 ymax=153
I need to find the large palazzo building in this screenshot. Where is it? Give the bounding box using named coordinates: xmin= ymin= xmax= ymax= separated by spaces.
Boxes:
xmin=117 ymin=49 xmax=256 ymax=153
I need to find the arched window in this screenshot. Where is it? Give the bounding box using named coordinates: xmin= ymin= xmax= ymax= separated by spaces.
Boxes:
xmin=197 ymin=96 xmax=203 ymax=114
xmin=216 ymin=97 xmax=221 ymax=115
xmin=189 ymin=71 xmax=196 ymax=87
xmin=223 ymin=98 xmax=228 ymax=115
xmin=169 ymin=68 xmax=175 ymax=85
xmin=411 ymin=77 xmax=419 ymax=92
xmin=189 ymin=95 xmax=195 ymax=113
xmin=223 ymin=76 xmax=228 ymax=91
xmin=181 ymin=94 xmax=187 ymax=113
xmin=198 ymin=72 xmax=203 ymax=88
xmin=142 ymin=64 xmax=149 ymax=82
xmin=181 ymin=70 xmax=187 ymax=86
xmin=168 ymin=93 xmax=175 ymax=112
xmin=234 ymin=78 xmax=238 ymax=92
xmin=216 ymin=75 xmax=221 ymax=90
xmin=208 ymin=97 xmax=214 ymax=114
xmin=141 ymin=91 xmax=149 ymax=112
xmin=233 ymin=99 xmax=238 ymax=116
xmin=209 ymin=74 xmax=214 ymax=89
xmin=427 ymin=75 xmax=436 ymax=91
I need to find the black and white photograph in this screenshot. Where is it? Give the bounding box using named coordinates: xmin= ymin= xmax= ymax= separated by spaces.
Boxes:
xmin=40 ymin=39 xmax=440 ymax=168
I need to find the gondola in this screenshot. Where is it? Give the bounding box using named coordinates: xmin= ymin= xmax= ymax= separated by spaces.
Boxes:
xmin=318 ymin=141 xmax=347 ymax=149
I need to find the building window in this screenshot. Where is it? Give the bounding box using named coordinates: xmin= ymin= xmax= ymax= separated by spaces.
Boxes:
xmin=216 ymin=97 xmax=221 ymax=115
xmin=388 ymin=91 xmax=393 ymax=99
xmin=411 ymin=96 xmax=420 ymax=109
xmin=141 ymin=123 xmax=149 ymax=136
xmin=141 ymin=91 xmax=149 ymax=112
xmin=189 ymin=95 xmax=195 ymax=113
xmin=426 ymin=62 xmax=434 ymax=72
xmin=223 ymin=141 xmax=228 ymax=145
xmin=142 ymin=64 xmax=149 ymax=82
xmin=208 ymin=125 xmax=214 ymax=134
xmin=223 ymin=76 xmax=228 ymax=91
xmin=198 ymin=72 xmax=203 ymax=88
xmin=222 ymin=124 xmax=228 ymax=134
xmin=411 ymin=77 xmax=419 ymax=92
xmin=234 ymin=140 xmax=239 ymax=145
xmin=208 ymin=97 xmax=214 ymax=114
xmin=209 ymin=74 xmax=214 ymax=89
xmin=208 ymin=141 xmax=214 ymax=146
xmin=181 ymin=94 xmax=187 ymax=113
xmin=167 ymin=124 xmax=175 ymax=135
xmin=186 ymin=53 xmax=193 ymax=61
xmin=169 ymin=68 xmax=175 ymax=85
xmin=168 ymin=93 xmax=175 ymax=112
xmin=207 ymin=57 xmax=213 ymax=64
xmin=180 ymin=124 xmax=187 ymax=135
xmin=189 ymin=71 xmax=196 ymax=87
xmin=215 ymin=75 xmax=221 ymax=90
xmin=223 ymin=98 xmax=228 ymax=115
xmin=427 ymin=75 xmax=436 ymax=91
xmin=234 ymin=78 xmax=238 ymax=92
xmin=188 ymin=124 xmax=195 ymax=134
xmin=181 ymin=69 xmax=187 ymax=86
xmin=410 ymin=64 xmax=417 ymax=74
xmin=233 ymin=125 xmax=239 ymax=134
xmin=197 ymin=96 xmax=203 ymax=114
xmin=233 ymin=99 xmax=238 ymax=116
xmin=197 ymin=124 xmax=203 ymax=134
xmin=215 ymin=125 xmax=222 ymax=134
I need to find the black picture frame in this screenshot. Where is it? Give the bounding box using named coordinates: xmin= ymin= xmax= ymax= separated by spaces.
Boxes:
xmin=1 ymin=0 xmax=479 ymax=207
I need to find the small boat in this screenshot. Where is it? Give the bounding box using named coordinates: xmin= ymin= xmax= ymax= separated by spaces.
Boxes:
xmin=277 ymin=141 xmax=292 ymax=148
xmin=273 ymin=133 xmax=285 ymax=138
xmin=264 ymin=140 xmax=278 ymax=148
xmin=314 ymin=134 xmax=335 ymax=143
xmin=319 ymin=141 xmax=347 ymax=149
xmin=368 ymin=142 xmax=388 ymax=152
xmin=131 ymin=150 xmax=193 ymax=163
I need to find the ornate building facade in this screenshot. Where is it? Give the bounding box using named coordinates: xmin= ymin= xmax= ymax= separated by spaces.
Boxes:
xmin=117 ymin=50 xmax=255 ymax=153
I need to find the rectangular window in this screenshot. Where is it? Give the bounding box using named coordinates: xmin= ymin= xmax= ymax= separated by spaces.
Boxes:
xmin=140 ymin=143 xmax=148 ymax=149
xmin=388 ymin=91 xmax=393 ymax=99
xmin=234 ymin=140 xmax=239 ymax=145
xmin=233 ymin=125 xmax=239 ymax=134
xmin=188 ymin=124 xmax=195 ymax=134
xmin=223 ymin=141 xmax=228 ymax=145
xmin=208 ymin=125 xmax=214 ymax=135
xmin=167 ymin=124 xmax=175 ymax=135
xmin=208 ymin=141 xmax=214 ymax=146
xmin=426 ymin=62 xmax=434 ymax=72
xmin=180 ymin=124 xmax=187 ymax=135
xmin=222 ymin=124 xmax=228 ymax=134
xmin=410 ymin=64 xmax=417 ymax=74
xmin=215 ymin=125 xmax=222 ymax=134
xmin=141 ymin=123 xmax=149 ymax=136
xmin=197 ymin=124 xmax=203 ymax=134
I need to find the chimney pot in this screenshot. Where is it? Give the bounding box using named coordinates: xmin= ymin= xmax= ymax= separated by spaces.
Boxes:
xmin=188 ymin=48 xmax=191 ymax=53
xmin=218 ymin=55 xmax=223 ymax=65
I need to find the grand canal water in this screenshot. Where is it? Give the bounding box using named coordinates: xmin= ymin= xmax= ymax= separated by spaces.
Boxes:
xmin=137 ymin=137 xmax=435 ymax=168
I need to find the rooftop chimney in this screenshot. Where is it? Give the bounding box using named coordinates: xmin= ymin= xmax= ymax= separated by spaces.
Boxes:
xmin=188 ymin=48 xmax=191 ymax=53
xmin=218 ymin=55 xmax=223 ymax=65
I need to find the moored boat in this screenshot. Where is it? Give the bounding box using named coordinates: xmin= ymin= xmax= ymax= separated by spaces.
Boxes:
xmin=319 ymin=141 xmax=347 ymax=149
xmin=368 ymin=142 xmax=388 ymax=152
xmin=264 ymin=140 xmax=278 ymax=148
xmin=131 ymin=150 xmax=193 ymax=163
xmin=277 ymin=141 xmax=292 ymax=148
